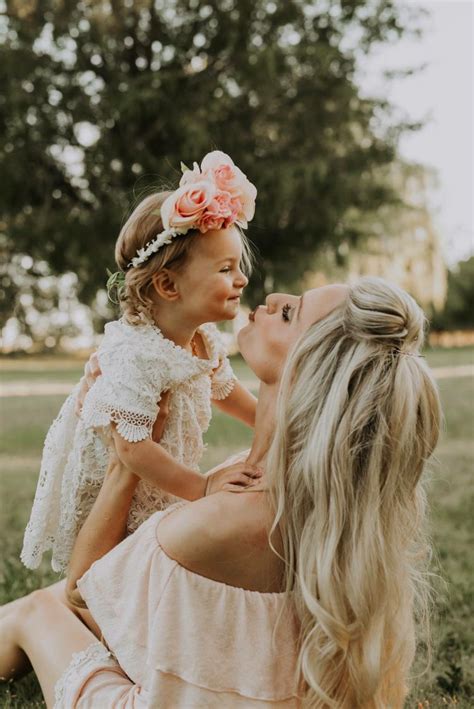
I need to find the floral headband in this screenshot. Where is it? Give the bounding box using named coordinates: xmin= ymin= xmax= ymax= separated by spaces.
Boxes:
xmin=128 ymin=150 xmax=257 ymax=268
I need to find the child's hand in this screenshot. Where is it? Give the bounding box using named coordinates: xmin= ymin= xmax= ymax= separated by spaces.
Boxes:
xmin=204 ymin=462 xmax=263 ymax=495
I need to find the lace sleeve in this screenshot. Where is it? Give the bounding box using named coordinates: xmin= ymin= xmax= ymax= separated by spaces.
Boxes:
xmin=202 ymin=323 xmax=237 ymax=400
xmin=81 ymin=322 xmax=168 ymax=443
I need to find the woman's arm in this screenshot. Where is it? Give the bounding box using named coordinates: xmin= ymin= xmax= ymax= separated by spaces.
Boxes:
xmin=212 ymin=380 xmax=257 ymax=428
xmin=66 ymin=457 xmax=138 ymax=607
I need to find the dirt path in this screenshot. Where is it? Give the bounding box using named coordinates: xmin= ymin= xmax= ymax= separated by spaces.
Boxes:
xmin=1 ymin=364 xmax=472 ymax=398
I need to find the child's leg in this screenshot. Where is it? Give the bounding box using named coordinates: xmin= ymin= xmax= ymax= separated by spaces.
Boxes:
xmin=0 ymin=588 xmax=100 ymax=707
xmin=0 ymin=579 xmax=102 ymax=638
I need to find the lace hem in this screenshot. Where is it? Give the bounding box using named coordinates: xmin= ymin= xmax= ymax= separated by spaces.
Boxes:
xmin=211 ymin=376 xmax=236 ymax=400
xmin=53 ymin=641 xmax=117 ymax=708
xmin=83 ymin=401 xmax=153 ymax=442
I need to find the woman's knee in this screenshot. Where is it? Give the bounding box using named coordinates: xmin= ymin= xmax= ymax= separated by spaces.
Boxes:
xmin=15 ymin=589 xmax=60 ymax=632
xmin=0 ymin=589 xmax=50 ymax=648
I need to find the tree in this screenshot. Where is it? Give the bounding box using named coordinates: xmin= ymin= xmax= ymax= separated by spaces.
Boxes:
xmin=0 ymin=0 xmax=424 ymax=322
xmin=431 ymin=257 xmax=474 ymax=331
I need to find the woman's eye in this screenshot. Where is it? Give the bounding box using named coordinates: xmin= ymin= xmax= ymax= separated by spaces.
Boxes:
xmin=282 ymin=303 xmax=291 ymax=321
xmin=220 ymin=267 xmax=231 ymax=273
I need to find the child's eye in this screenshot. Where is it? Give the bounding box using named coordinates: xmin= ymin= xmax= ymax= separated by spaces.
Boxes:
xmin=220 ymin=267 xmax=231 ymax=273
xmin=282 ymin=303 xmax=292 ymax=321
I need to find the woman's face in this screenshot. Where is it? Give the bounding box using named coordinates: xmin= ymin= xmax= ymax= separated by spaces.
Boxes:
xmin=238 ymin=284 xmax=348 ymax=384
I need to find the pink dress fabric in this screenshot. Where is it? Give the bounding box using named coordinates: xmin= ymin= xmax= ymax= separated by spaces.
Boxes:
xmin=55 ymin=502 xmax=302 ymax=708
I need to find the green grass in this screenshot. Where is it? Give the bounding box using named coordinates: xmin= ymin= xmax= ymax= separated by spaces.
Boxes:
xmin=0 ymin=351 xmax=472 ymax=706
xmin=424 ymin=345 xmax=474 ymax=369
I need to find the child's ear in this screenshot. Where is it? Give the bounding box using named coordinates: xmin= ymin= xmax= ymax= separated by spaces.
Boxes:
xmin=151 ymin=270 xmax=180 ymax=301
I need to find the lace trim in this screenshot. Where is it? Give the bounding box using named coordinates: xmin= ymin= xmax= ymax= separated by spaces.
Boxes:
xmin=211 ymin=376 xmax=236 ymax=400
xmin=124 ymin=319 xmax=218 ymax=377
xmin=83 ymin=401 xmax=153 ymax=442
xmin=53 ymin=641 xmax=116 ymax=708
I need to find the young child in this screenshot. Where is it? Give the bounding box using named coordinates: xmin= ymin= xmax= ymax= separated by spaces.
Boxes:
xmin=21 ymin=150 xmax=259 ymax=572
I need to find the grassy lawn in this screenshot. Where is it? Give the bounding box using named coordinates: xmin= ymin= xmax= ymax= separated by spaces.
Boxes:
xmin=0 ymin=349 xmax=472 ymax=706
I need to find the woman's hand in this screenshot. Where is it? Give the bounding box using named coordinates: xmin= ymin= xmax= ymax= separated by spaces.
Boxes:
xmin=75 ymin=351 xmax=101 ymax=415
xmin=204 ymin=462 xmax=263 ymax=495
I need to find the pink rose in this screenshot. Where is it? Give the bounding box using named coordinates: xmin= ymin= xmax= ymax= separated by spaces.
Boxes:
xmin=213 ymin=191 xmax=233 ymax=218
xmin=197 ymin=212 xmax=226 ymax=233
xmin=218 ymin=197 xmax=237 ymax=228
xmin=196 ymin=191 xmax=232 ymax=233
xmin=201 ymin=151 xmax=241 ymax=197
xmin=200 ymin=150 xmax=257 ymax=227
xmin=161 ymin=180 xmax=216 ymax=231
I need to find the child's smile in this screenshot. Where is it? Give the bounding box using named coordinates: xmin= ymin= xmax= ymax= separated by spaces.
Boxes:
xmin=176 ymin=226 xmax=248 ymax=323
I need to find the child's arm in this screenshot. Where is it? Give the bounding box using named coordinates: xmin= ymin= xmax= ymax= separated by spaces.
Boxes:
xmin=212 ymin=380 xmax=257 ymax=428
xmin=113 ymin=428 xmax=261 ymax=500
xmin=113 ymin=431 xmax=207 ymax=500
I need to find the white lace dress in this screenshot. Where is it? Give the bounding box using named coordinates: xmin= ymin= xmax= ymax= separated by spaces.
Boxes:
xmin=20 ymin=320 xmax=236 ymax=572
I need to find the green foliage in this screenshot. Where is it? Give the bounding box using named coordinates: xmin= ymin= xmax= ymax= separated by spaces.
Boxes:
xmin=432 ymin=256 xmax=474 ymax=330
xmin=0 ymin=0 xmax=424 ymax=315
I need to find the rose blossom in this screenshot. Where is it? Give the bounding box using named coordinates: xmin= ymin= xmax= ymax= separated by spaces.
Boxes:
xmin=200 ymin=150 xmax=257 ymax=227
xmin=161 ymin=180 xmax=216 ymax=231
xmin=196 ymin=191 xmax=233 ymax=233
xmin=197 ymin=212 xmax=225 ymax=233
xmin=222 ymin=197 xmax=242 ymax=228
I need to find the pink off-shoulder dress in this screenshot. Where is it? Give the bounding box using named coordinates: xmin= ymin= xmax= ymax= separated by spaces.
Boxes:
xmin=53 ymin=502 xmax=302 ymax=708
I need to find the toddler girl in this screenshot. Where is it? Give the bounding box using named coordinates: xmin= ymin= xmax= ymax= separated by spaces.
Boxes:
xmin=21 ymin=150 xmax=259 ymax=572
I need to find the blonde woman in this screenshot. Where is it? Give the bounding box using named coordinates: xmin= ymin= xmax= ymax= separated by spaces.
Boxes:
xmin=0 ymin=277 xmax=441 ymax=708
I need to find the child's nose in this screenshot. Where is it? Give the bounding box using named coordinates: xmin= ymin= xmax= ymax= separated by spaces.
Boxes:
xmin=236 ymin=269 xmax=248 ymax=287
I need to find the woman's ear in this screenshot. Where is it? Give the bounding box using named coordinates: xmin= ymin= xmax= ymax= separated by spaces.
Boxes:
xmin=151 ymin=270 xmax=180 ymax=301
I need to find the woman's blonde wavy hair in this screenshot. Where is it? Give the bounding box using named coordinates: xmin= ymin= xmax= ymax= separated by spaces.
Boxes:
xmin=114 ymin=191 xmax=254 ymax=325
xmin=267 ymin=276 xmax=441 ymax=708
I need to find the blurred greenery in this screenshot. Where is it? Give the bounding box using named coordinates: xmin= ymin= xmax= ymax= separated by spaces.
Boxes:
xmin=432 ymin=256 xmax=474 ymax=331
xmin=0 ymin=349 xmax=473 ymax=705
xmin=0 ymin=0 xmax=425 ymax=325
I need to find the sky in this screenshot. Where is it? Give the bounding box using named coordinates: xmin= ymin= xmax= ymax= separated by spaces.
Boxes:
xmin=357 ymin=0 xmax=473 ymax=266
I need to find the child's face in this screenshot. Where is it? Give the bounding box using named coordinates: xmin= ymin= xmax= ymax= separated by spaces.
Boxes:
xmin=176 ymin=226 xmax=248 ymax=323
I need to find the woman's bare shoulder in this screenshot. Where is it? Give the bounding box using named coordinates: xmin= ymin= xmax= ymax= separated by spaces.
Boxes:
xmin=157 ymin=492 xmax=279 ymax=590
xmin=158 ymin=491 xmax=271 ymax=555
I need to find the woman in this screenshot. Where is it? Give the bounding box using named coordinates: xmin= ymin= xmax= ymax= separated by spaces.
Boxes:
xmin=0 ymin=277 xmax=441 ymax=707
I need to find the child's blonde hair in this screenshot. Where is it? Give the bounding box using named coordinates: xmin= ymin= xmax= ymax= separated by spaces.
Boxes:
xmin=114 ymin=191 xmax=254 ymax=325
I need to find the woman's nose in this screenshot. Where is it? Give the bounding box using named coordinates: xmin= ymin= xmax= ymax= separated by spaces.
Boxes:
xmin=265 ymin=294 xmax=278 ymax=312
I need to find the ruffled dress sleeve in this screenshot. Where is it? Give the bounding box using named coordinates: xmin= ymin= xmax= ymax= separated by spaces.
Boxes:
xmin=81 ymin=321 xmax=169 ymax=443
xmin=200 ymin=322 xmax=237 ymax=400
xmin=77 ymin=503 xmax=302 ymax=707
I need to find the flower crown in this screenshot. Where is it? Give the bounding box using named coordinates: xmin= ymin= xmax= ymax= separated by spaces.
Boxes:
xmin=128 ymin=150 xmax=257 ymax=268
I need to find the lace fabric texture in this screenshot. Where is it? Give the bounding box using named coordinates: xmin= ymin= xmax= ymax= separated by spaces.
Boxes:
xmin=53 ymin=641 xmax=116 ymax=708
xmin=21 ymin=320 xmax=235 ymax=572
